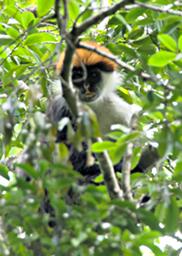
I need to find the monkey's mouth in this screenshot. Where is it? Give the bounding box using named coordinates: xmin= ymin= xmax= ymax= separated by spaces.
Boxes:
xmin=81 ymin=92 xmax=97 ymax=102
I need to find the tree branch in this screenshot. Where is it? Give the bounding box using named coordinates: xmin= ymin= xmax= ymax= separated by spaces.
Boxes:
xmin=54 ymin=0 xmax=62 ymax=34
xmin=122 ymin=141 xmax=133 ymax=200
xmin=77 ymin=42 xmax=135 ymax=72
xmin=96 ymin=138 xmax=123 ymax=199
xmin=55 ymin=0 xmax=68 ymax=35
xmin=72 ymin=0 xmax=134 ymax=36
xmin=62 ymin=0 xmax=68 ymax=32
xmin=121 ymin=114 xmax=138 ymax=201
xmin=55 ymin=0 xmax=79 ymax=117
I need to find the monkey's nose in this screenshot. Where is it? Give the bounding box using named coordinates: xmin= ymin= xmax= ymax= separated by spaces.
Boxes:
xmin=83 ymin=84 xmax=93 ymax=95
xmin=83 ymin=83 xmax=90 ymax=90
xmin=83 ymin=85 xmax=95 ymax=97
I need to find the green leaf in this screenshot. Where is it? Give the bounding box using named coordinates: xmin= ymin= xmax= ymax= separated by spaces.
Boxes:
xmin=58 ymin=143 xmax=69 ymax=161
xmin=117 ymin=131 xmax=140 ymax=145
xmin=0 ymin=34 xmax=13 ymax=46
xmin=128 ymin=28 xmax=144 ymax=40
xmin=114 ymin=14 xmax=131 ymax=31
xmin=158 ymin=34 xmax=177 ymax=52
xmin=13 ymin=47 xmax=35 ymax=62
xmin=131 ymin=147 xmax=142 ymax=169
xmin=4 ymin=6 xmax=20 ymax=19
xmin=115 ymin=43 xmax=137 ymax=58
xmin=117 ymin=87 xmax=133 ymax=104
xmin=6 ymin=27 xmax=19 ymax=39
xmin=138 ymin=209 xmax=160 ymax=231
xmin=178 ymin=35 xmax=182 ymax=52
xmin=157 ymin=127 xmax=173 ymax=158
xmin=109 ymin=144 xmax=126 ymax=165
xmin=25 ymin=32 xmax=56 ymax=45
xmin=20 ymin=12 xmax=35 ymax=29
xmin=155 ymin=203 xmax=166 ymax=222
xmin=15 ymin=163 xmax=39 ymax=178
xmin=68 ymin=0 xmax=80 ymax=21
xmin=148 ymin=51 xmax=176 ymax=67
xmin=91 ymin=141 xmax=115 ymax=153
xmin=165 ymin=197 xmax=179 ymax=233
xmin=126 ymin=7 xmax=145 ymax=23
xmin=37 ymin=0 xmax=54 ymax=16
xmin=0 ymin=164 xmax=9 ymax=180
xmin=173 ymin=160 xmax=182 ymax=181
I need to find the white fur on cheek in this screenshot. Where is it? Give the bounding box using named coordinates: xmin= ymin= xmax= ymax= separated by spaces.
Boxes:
xmin=101 ymin=71 xmax=122 ymax=97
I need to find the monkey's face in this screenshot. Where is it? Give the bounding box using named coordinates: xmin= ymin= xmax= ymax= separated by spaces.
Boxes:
xmin=72 ymin=66 xmax=104 ymax=102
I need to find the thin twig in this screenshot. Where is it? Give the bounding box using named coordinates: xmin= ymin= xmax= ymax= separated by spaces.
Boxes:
xmin=78 ymin=42 xmax=135 ymax=72
xmin=73 ymin=3 xmax=91 ymax=29
xmin=135 ymin=1 xmax=182 ymax=16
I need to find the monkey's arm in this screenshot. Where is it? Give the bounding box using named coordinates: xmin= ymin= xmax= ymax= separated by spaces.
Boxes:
xmin=47 ymin=95 xmax=102 ymax=178
xmin=47 ymin=96 xmax=73 ymax=124
xmin=131 ymin=145 xmax=159 ymax=173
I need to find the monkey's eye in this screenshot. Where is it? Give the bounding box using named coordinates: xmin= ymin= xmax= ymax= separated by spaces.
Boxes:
xmin=90 ymin=71 xmax=97 ymax=78
xmin=72 ymin=69 xmax=83 ymax=80
xmin=88 ymin=70 xmax=101 ymax=83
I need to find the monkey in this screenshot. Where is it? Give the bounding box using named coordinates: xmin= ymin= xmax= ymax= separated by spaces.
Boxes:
xmin=48 ymin=41 xmax=159 ymax=180
xmin=56 ymin=41 xmax=138 ymax=134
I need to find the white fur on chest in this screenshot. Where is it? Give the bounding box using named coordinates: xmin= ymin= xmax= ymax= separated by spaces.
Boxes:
xmin=88 ymin=93 xmax=139 ymax=134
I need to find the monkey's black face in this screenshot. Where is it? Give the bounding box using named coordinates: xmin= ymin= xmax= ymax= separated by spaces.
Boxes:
xmin=72 ymin=66 xmax=104 ymax=102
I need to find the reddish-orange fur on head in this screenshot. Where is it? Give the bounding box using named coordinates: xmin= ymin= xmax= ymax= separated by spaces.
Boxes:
xmin=56 ymin=41 xmax=117 ymax=74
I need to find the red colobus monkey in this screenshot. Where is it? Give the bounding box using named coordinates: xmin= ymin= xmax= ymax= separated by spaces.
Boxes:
xmin=48 ymin=41 xmax=157 ymax=177
xmin=56 ymin=41 xmax=138 ymax=134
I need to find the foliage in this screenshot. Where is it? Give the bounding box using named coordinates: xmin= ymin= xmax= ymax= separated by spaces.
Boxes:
xmin=0 ymin=0 xmax=182 ymax=255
